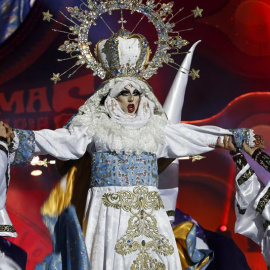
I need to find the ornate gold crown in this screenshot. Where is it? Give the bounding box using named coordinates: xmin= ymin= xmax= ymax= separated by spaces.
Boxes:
xmin=42 ymin=0 xmax=203 ymax=84
xmin=95 ymin=29 xmax=150 ymax=79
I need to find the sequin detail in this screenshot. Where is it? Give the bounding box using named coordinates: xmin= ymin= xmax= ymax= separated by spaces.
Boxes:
xmin=91 ymin=152 xmax=158 ymax=187
xmin=0 ymin=225 xmax=16 ymax=233
xmin=232 ymin=152 xmax=247 ymax=173
xmin=237 ymin=167 xmax=254 ymax=186
xmin=230 ymin=128 xmax=254 ymax=149
xmin=35 ymin=206 xmax=90 ymax=270
xmin=253 ymin=149 xmax=270 ymax=173
xmin=256 ymin=187 xmax=270 ymax=214
xmin=102 ymin=186 xmax=174 ymax=270
xmin=12 ymin=129 xmax=35 ymax=166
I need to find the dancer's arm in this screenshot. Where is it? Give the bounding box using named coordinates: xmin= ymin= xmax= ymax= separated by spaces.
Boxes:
xmin=2 ymin=123 xmax=93 ymax=165
xmin=157 ymin=123 xmax=236 ymax=158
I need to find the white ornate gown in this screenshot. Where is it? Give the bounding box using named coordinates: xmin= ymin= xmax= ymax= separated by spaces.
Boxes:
xmin=28 ymin=110 xmax=232 ymax=270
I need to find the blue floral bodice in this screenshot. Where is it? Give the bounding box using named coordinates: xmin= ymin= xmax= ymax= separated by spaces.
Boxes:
xmin=90 ymin=151 xmax=158 ymax=187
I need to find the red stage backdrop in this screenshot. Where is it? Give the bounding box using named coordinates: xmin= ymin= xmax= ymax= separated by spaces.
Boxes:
xmin=0 ymin=0 xmax=270 ymax=269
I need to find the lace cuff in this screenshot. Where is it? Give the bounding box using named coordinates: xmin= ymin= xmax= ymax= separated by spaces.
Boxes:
xmin=10 ymin=129 xmax=35 ymax=166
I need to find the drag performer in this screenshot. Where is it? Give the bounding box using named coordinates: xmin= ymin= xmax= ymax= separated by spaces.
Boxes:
xmin=0 ymin=1 xmax=260 ymax=269
xmin=218 ymin=135 xmax=270 ymax=268
xmin=4 ymin=77 xmax=255 ymax=270
xmin=6 ymin=75 xmax=238 ymax=269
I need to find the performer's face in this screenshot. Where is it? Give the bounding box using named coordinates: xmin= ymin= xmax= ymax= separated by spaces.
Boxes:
xmin=116 ymin=84 xmax=141 ymax=115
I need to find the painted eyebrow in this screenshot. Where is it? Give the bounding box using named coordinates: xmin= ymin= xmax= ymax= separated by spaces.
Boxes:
xmin=118 ymin=90 xmax=130 ymax=96
xmin=132 ymin=89 xmax=141 ymax=95
xmin=120 ymin=88 xmax=141 ymax=96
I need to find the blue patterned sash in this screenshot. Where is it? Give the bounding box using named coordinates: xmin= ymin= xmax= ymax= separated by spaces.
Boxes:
xmin=90 ymin=151 xmax=158 ymax=187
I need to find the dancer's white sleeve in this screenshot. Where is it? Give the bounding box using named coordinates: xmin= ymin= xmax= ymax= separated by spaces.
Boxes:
xmin=33 ymin=126 xmax=93 ymax=160
xmin=157 ymin=123 xmax=232 ymax=158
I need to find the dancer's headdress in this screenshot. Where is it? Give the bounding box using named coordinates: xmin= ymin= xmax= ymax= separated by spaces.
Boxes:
xmin=42 ymin=1 xmax=203 ymax=84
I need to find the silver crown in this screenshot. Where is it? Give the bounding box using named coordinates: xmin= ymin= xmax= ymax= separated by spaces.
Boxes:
xmin=42 ymin=1 xmax=203 ymax=84
xmin=95 ymin=29 xmax=150 ymax=79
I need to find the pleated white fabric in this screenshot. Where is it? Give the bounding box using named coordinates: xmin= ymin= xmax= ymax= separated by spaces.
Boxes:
xmin=0 ymin=252 xmax=22 ymax=270
xmin=0 ymin=141 xmax=17 ymax=238
xmin=234 ymin=163 xmax=270 ymax=265
xmin=83 ymin=186 xmax=181 ymax=270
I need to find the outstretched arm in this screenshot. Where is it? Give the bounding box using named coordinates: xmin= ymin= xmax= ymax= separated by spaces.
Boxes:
xmin=33 ymin=127 xmax=92 ymax=160
xmin=157 ymin=123 xmax=234 ymax=158
xmin=1 ymin=122 xmax=93 ymax=165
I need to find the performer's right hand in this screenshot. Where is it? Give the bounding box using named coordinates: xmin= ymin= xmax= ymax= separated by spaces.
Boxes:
xmin=242 ymin=135 xmax=265 ymax=156
xmin=3 ymin=123 xmax=15 ymax=145
xmin=0 ymin=122 xmax=14 ymax=145
xmin=216 ymin=135 xmax=237 ymax=153
xmin=0 ymin=121 xmax=7 ymax=139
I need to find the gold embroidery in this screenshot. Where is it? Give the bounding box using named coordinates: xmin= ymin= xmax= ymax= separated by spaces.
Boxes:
xmin=256 ymin=187 xmax=270 ymax=214
xmin=237 ymin=168 xmax=254 ymax=186
xmin=0 ymin=225 xmax=16 ymax=233
xmin=103 ymin=186 xmax=174 ymax=270
xmin=166 ymin=210 xmax=175 ymax=217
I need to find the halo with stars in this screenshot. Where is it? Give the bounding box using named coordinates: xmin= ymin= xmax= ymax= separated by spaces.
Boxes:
xmin=43 ymin=0 xmax=203 ymax=84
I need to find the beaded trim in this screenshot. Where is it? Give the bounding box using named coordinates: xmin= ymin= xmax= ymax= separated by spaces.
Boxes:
xmin=232 ymin=152 xmax=247 ymax=173
xmin=11 ymin=129 xmax=35 ymax=166
xmin=237 ymin=167 xmax=254 ymax=186
xmin=90 ymin=151 xmax=158 ymax=187
xmin=253 ymin=149 xmax=270 ymax=173
xmin=0 ymin=225 xmax=16 ymax=233
xmin=256 ymin=187 xmax=270 ymax=214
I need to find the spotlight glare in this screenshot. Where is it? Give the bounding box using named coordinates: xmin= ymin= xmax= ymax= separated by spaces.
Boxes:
xmin=219 ymin=225 xmax=227 ymax=232
xmin=31 ymin=156 xmax=40 ymax=166
xmin=31 ymin=170 xmax=42 ymax=176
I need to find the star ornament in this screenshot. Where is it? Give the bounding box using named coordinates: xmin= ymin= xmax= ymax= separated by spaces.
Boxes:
xmin=43 ymin=10 xmax=53 ymax=22
xmin=51 ymin=73 xmax=61 ymax=84
xmin=189 ymin=69 xmax=200 ymax=80
xmin=191 ymin=155 xmax=206 ymax=162
xmin=192 ymin=7 xmax=203 ymax=18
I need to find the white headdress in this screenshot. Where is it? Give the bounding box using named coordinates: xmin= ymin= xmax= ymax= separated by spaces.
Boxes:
xmin=43 ymin=0 xmax=203 ymax=128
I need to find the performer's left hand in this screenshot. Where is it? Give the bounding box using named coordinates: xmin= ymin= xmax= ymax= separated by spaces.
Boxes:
xmin=0 ymin=122 xmax=7 ymax=139
xmin=2 ymin=122 xmax=14 ymax=146
xmin=216 ymin=135 xmax=237 ymax=153
xmin=242 ymin=134 xmax=265 ymax=156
